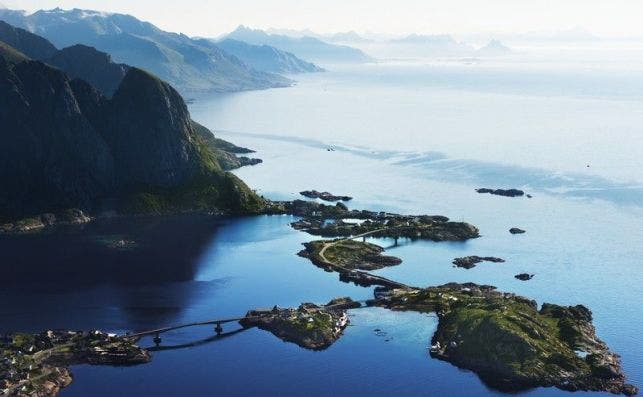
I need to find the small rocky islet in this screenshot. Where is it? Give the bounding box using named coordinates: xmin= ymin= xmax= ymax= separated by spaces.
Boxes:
xmin=300 ymin=190 xmax=353 ymax=202
xmin=452 ymin=256 xmax=505 ymax=269
xmin=477 ymin=188 xmax=527 ymax=197
xmin=515 ymin=273 xmax=535 ymax=281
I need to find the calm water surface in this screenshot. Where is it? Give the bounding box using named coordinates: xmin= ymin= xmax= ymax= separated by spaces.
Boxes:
xmin=1 ymin=55 xmax=642 ymax=396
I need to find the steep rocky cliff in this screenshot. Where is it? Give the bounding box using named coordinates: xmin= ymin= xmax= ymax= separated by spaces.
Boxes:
xmin=0 ymin=31 xmax=265 ymax=222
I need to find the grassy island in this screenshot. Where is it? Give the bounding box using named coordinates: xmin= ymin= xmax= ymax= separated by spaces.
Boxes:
xmin=240 ymin=298 xmax=360 ymax=350
xmin=280 ymin=200 xmax=479 ymax=242
xmin=370 ymin=283 xmax=638 ymax=396
xmin=299 ymin=240 xmax=402 ymax=271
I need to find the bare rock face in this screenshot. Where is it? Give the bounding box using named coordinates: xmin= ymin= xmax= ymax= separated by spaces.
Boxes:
xmin=103 ymin=68 xmax=201 ymax=189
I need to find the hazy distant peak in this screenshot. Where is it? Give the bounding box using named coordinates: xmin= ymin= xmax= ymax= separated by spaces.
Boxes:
xmin=225 ymin=25 xmax=372 ymax=63
xmin=476 ymin=39 xmax=511 ymax=56
xmin=392 ymin=33 xmax=458 ymax=44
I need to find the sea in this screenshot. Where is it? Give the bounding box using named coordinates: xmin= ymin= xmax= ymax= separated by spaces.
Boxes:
xmin=1 ymin=44 xmax=642 ymax=396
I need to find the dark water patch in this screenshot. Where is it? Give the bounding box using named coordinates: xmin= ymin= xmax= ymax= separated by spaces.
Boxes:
xmin=0 ymin=215 xmax=224 ymax=287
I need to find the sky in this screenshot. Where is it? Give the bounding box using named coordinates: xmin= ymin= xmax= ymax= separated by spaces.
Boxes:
xmin=4 ymin=0 xmax=643 ymax=38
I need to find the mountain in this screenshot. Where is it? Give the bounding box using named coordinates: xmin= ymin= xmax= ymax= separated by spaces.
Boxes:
xmin=216 ymin=39 xmax=324 ymax=74
xmin=0 ymin=20 xmax=127 ymax=97
xmin=476 ymin=39 xmax=512 ymax=56
xmin=225 ymin=25 xmax=372 ymax=64
xmin=391 ymin=34 xmax=474 ymax=56
xmin=0 ymin=8 xmax=292 ymax=93
xmin=323 ymin=31 xmax=372 ymax=43
xmin=0 ymin=18 xmax=56 ymax=59
xmin=0 ymin=24 xmax=265 ymax=223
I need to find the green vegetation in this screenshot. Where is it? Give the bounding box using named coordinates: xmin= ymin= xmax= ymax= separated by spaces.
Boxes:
xmin=0 ymin=41 xmax=29 ymax=64
xmin=241 ymin=299 xmax=354 ymax=351
xmin=1 ymin=331 xmax=149 ymax=396
xmin=301 ymin=239 xmax=402 ymax=271
xmin=375 ymin=284 xmax=638 ymax=395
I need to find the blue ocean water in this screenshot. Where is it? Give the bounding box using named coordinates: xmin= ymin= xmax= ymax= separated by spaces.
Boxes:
xmin=1 ymin=57 xmax=642 ymax=396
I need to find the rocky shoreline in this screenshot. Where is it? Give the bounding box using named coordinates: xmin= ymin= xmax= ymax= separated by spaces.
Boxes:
xmin=369 ymin=283 xmax=638 ymax=396
xmin=240 ymin=298 xmax=360 ymax=350
xmin=0 ymin=209 xmax=92 ymax=234
xmin=299 ymin=240 xmax=402 ymax=271
xmin=278 ymin=200 xmax=479 ymax=242
xmin=0 ymin=330 xmax=149 ymax=397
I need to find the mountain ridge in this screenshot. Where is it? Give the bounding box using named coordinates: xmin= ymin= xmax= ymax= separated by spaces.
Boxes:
xmin=0 ymin=24 xmax=265 ymax=223
xmin=225 ymin=25 xmax=373 ymax=64
xmin=0 ymin=8 xmax=293 ymax=93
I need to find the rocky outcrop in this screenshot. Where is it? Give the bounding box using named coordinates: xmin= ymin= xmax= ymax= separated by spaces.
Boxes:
xmin=510 ymin=227 xmax=526 ymax=234
xmin=452 ymin=256 xmax=505 ymax=269
xmin=240 ymin=298 xmax=357 ymax=350
xmin=300 ymin=190 xmax=353 ymax=202
xmin=515 ymin=273 xmax=534 ymax=281
xmin=372 ymin=283 xmax=638 ymax=396
xmin=0 ymin=209 xmax=91 ymax=234
xmin=476 ymin=188 xmax=525 ymax=197
xmin=191 ymin=120 xmax=263 ymax=171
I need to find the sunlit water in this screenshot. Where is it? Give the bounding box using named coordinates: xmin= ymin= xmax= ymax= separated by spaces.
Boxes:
xmin=1 ymin=51 xmax=642 ymax=396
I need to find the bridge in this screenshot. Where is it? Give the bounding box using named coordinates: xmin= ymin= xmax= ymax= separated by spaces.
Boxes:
xmin=316 ymin=228 xmax=413 ymax=290
xmin=124 ymin=299 xmax=372 ymax=346
xmin=125 ymin=316 xmax=260 ymax=345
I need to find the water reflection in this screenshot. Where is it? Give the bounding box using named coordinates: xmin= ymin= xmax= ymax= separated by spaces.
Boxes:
xmin=0 ymin=215 xmax=224 ymax=332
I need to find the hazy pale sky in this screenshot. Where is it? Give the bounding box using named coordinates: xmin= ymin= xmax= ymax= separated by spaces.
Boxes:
xmin=4 ymin=0 xmax=643 ymax=38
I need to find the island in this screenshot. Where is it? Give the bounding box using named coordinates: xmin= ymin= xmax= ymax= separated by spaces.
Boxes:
xmin=515 ymin=273 xmax=534 ymax=281
xmin=240 ymin=298 xmax=360 ymax=350
xmin=279 ymin=200 xmax=480 ymax=242
xmin=298 ymin=239 xmax=402 ymax=271
xmin=452 ymin=256 xmax=505 ymax=269
xmin=300 ymin=190 xmax=353 ymax=202
xmin=510 ymin=227 xmax=526 ymax=234
xmin=476 ymin=188 xmax=525 ymax=197
xmin=0 ymin=331 xmax=149 ymax=396
xmin=369 ymin=283 xmax=638 ymax=396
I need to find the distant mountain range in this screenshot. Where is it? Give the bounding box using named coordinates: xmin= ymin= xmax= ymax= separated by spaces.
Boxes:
xmin=225 ymin=25 xmax=373 ymax=64
xmin=216 ymin=39 xmax=324 ymax=74
xmin=0 ymin=8 xmax=300 ymax=93
xmin=476 ymin=39 xmax=512 ymax=56
xmin=0 ymin=21 xmax=264 ymax=222
xmin=388 ymin=34 xmax=512 ymax=57
xmin=391 ymin=34 xmax=475 ymax=55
